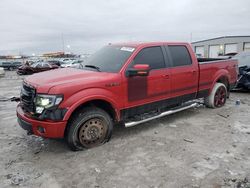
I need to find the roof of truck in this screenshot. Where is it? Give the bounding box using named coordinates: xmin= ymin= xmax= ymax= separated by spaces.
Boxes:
xmin=110 ymin=42 xmax=190 ymax=48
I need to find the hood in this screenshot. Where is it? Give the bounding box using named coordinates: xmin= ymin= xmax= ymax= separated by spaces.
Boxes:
xmin=24 ymin=68 xmax=118 ymax=93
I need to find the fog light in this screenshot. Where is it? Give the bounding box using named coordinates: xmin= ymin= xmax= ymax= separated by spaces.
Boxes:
xmin=37 ymin=126 xmax=45 ymax=133
xmin=36 ymin=107 xmax=44 ymax=114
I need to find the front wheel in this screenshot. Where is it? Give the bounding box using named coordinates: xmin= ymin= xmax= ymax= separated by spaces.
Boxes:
xmin=66 ymin=107 xmax=113 ymax=151
xmin=205 ymin=83 xmax=227 ymax=108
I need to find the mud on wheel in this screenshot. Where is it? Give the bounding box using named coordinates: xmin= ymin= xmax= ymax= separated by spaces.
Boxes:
xmin=66 ymin=107 xmax=113 ymax=151
xmin=205 ymin=82 xmax=227 ymax=108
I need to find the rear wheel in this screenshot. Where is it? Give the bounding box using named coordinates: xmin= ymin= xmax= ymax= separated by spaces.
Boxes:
xmin=66 ymin=107 xmax=113 ymax=151
xmin=205 ymin=83 xmax=227 ymax=108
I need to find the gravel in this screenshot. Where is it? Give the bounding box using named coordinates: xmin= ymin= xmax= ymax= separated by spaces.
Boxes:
xmin=0 ymin=71 xmax=250 ymax=188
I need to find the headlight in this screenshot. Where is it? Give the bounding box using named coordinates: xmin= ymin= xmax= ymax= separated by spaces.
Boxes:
xmin=35 ymin=94 xmax=63 ymax=114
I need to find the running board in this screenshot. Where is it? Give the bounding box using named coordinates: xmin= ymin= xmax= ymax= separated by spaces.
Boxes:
xmin=125 ymin=103 xmax=198 ymax=127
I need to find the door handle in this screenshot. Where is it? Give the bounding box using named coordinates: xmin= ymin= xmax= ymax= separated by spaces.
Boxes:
xmin=162 ymin=74 xmax=170 ymax=79
xmin=191 ymin=70 xmax=197 ymax=74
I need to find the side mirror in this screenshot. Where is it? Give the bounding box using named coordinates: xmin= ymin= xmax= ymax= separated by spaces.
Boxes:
xmin=127 ymin=64 xmax=150 ymax=77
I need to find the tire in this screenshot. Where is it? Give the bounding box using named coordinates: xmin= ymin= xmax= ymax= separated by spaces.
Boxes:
xmin=205 ymin=83 xmax=227 ymax=108
xmin=65 ymin=107 xmax=113 ymax=151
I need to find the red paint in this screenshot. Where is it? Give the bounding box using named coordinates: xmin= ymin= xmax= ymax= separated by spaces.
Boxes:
xmin=17 ymin=105 xmax=67 ymax=138
xmin=133 ymin=64 xmax=150 ymax=70
xmin=214 ymin=86 xmax=226 ymax=107
xmin=16 ymin=42 xmax=238 ymax=138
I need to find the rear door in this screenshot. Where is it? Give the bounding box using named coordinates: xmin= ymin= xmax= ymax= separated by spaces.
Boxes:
xmin=165 ymin=45 xmax=199 ymax=103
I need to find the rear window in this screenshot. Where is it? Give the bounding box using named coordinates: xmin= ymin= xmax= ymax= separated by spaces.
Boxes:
xmin=168 ymin=46 xmax=192 ymax=67
xmin=42 ymin=63 xmax=50 ymax=68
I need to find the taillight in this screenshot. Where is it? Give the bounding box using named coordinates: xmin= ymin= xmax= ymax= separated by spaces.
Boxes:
xmin=235 ymin=63 xmax=240 ymax=76
xmin=235 ymin=61 xmax=239 ymax=76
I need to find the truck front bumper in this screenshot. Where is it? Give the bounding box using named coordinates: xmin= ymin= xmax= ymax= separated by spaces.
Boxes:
xmin=16 ymin=105 xmax=67 ymax=138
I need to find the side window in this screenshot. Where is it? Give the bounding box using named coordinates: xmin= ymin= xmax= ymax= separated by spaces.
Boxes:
xmin=42 ymin=63 xmax=50 ymax=68
xmin=36 ymin=64 xmax=42 ymax=68
xmin=133 ymin=46 xmax=165 ymax=69
xmin=168 ymin=46 xmax=192 ymax=67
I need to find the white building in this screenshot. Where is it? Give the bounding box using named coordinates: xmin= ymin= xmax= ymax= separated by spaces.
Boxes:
xmin=192 ymin=36 xmax=250 ymax=58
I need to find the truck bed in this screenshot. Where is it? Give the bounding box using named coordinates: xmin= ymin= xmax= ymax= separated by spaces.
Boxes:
xmin=198 ymin=58 xmax=238 ymax=93
xmin=197 ymin=57 xmax=230 ymax=63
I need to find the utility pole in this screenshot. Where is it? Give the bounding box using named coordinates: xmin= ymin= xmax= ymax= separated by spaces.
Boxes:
xmin=61 ymin=33 xmax=65 ymax=52
xmin=190 ymin=32 xmax=193 ymax=43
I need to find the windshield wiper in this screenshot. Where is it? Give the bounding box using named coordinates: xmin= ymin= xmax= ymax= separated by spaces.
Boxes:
xmin=84 ymin=65 xmax=101 ymax=72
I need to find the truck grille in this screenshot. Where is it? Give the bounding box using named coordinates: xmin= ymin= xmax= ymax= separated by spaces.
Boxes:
xmin=20 ymin=82 xmax=36 ymax=113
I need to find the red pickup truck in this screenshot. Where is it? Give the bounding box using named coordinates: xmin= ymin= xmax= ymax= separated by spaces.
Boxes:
xmin=17 ymin=42 xmax=238 ymax=150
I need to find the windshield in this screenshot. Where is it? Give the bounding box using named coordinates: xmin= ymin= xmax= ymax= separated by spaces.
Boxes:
xmin=233 ymin=52 xmax=250 ymax=67
xmin=83 ymin=46 xmax=135 ymax=72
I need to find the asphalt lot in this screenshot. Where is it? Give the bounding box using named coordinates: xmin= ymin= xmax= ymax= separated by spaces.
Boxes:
xmin=0 ymin=71 xmax=250 ymax=188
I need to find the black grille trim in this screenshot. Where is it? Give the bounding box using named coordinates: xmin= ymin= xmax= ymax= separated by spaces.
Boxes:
xmin=20 ymin=82 xmax=36 ymax=113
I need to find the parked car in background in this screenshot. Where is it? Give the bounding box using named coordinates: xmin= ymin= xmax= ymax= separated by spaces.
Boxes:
xmin=61 ymin=59 xmax=83 ymax=68
xmin=47 ymin=60 xmax=62 ymax=67
xmin=233 ymin=51 xmax=250 ymax=90
xmin=62 ymin=58 xmax=75 ymax=62
xmin=0 ymin=67 xmax=5 ymax=77
xmin=17 ymin=62 xmax=59 ymax=75
xmin=0 ymin=61 xmax=22 ymax=70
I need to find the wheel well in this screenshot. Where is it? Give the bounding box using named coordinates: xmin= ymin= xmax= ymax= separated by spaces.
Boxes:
xmin=69 ymin=99 xmax=117 ymax=122
xmin=64 ymin=99 xmax=117 ymax=137
xmin=216 ymin=76 xmax=230 ymax=94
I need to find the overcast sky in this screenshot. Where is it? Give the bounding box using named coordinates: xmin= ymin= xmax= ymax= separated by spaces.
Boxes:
xmin=0 ymin=0 xmax=249 ymax=55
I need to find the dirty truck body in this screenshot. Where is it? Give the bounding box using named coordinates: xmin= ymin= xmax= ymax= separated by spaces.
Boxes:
xmin=16 ymin=42 xmax=238 ymax=150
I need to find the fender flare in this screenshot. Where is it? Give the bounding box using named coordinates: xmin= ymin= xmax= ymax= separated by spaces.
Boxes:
xmin=62 ymin=88 xmax=121 ymax=121
xmin=209 ymin=69 xmax=230 ymax=94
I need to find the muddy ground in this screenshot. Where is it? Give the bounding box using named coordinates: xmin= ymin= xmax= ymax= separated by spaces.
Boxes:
xmin=0 ymin=71 xmax=250 ymax=188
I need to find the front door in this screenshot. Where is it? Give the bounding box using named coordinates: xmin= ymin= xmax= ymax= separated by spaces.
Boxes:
xmin=124 ymin=46 xmax=171 ymax=111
